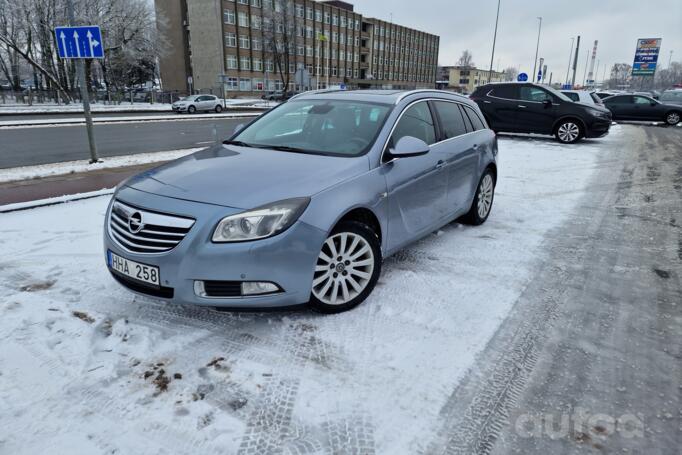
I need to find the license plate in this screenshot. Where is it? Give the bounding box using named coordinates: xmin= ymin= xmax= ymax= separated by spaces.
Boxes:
xmin=108 ymin=251 xmax=160 ymax=286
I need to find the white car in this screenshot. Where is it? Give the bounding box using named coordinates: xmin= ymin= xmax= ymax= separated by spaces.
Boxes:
xmin=561 ymin=90 xmax=604 ymax=106
xmin=172 ymin=95 xmax=223 ymax=114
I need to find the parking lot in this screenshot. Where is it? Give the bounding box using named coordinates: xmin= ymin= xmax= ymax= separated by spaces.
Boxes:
xmin=1 ymin=123 xmax=678 ymax=454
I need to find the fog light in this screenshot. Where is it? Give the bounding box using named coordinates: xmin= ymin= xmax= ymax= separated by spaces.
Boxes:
xmin=194 ymin=281 xmax=207 ymax=297
xmin=242 ymin=282 xmax=279 ymax=295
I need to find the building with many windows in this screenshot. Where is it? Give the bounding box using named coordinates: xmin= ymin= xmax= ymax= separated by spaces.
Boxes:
xmin=155 ymin=0 xmax=440 ymax=96
xmin=443 ymin=66 xmax=505 ymax=94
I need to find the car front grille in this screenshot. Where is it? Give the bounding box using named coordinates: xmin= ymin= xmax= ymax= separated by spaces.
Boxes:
xmin=108 ymin=200 xmax=195 ymax=254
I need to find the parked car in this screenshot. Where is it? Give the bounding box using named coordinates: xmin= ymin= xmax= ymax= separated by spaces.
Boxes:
xmin=634 ymin=90 xmax=660 ymax=100
xmin=471 ymin=82 xmax=612 ymax=143
xmin=659 ymin=89 xmax=682 ymax=106
xmin=104 ymin=90 xmax=498 ymax=313
xmin=595 ymin=91 xmax=618 ymax=99
xmin=172 ymin=94 xmax=223 ymax=113
xmin=262 ymin=90 xmax=292 ymax=101
xmin=603 ymin=94 xmax=681 ymax=125
xmin=561 ymin=90 xmax=604 ymax=106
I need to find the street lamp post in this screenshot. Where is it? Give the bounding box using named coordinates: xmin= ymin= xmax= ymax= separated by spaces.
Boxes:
xmin=487 ymin=0 xmax=501 ymax=83
xmin=565 ymin=37 xmax=575 ymax=85
xmin=532 ymin=16 xmax=542 ymax=82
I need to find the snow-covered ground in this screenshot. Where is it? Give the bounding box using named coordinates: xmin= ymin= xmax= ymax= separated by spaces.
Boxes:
xmin=0 ymin=99 xmax=278 ymax=115
xmin=0 ymin=128 xmax=621 ymax=454
xmin=0 ymin=147 xmax=206 ymax=184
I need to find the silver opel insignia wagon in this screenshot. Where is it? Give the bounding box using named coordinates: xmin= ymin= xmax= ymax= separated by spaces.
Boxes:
xmin=104 ymin=89 xmax=498 ymax=313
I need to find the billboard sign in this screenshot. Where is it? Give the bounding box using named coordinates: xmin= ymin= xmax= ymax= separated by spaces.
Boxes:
xmin=632 ymin=38 xmax=661 ymax=76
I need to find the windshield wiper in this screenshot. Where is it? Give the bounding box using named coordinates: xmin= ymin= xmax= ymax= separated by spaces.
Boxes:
xmin=223 ymin=140 xmax=255 ymax=148
xmin=264 ymin=145 xmax=317 ymax=155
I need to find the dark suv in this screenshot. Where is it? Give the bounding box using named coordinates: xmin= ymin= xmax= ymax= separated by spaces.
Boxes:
xmin=471 ymin=82 xmax=612 ymax=143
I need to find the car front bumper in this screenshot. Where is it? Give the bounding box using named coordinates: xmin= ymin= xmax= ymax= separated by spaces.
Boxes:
xmin=585 ymin=118 xmax=612 ymax=138
xmin=172 ymin=105 xmax=188 ymax=112
xmin=103 ymin=187 xmax=327 ymax=308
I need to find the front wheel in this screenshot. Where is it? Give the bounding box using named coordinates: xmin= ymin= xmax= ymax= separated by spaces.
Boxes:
xmin=555 ymin=120 xmax=582 ymax=143
xmin=309 ymin=221 xmax=381 ymax=314
xmin=665 ymin=111 xmax=680 ymax=125
xmin=187 ymin=105 xmax=196 ymax=114
xmin=460 ymin=170 xmax=495 ymax=226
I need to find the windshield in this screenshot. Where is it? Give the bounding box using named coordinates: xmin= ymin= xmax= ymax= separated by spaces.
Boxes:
xmin=232 ymin=99 xmax=393 ymax=156
xmin=661 ymin=91 xmax=682 ymax=102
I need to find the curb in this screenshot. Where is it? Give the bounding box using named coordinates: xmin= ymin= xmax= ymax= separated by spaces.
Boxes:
xmin=0 ymin=188 xmax=114 ymax=214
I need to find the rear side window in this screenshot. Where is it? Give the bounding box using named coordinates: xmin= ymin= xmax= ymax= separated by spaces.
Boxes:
xmin=391 ymin=101 xmax=437 ymax=146
xmin=608 ymin=96 xmax=633 ymax=104
xmin=520 ymin=86 xmax=552 ymax=102
xmin=433 ymin=101 xmax=467 ymax=139
xmin=563 ymin=92 xmax=579 ymax=102
xmin=489 ymin=85 xmax=518 ymax=99
xmin=462 ymin=106 xmax=486 ymax=131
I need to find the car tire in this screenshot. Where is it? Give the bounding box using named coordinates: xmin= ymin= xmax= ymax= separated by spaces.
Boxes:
xmin=309 ymin=221 xmax=382 ymax=314
xmin=664 ymin=111 xmax=680 ymax=125
xmin=187 ymin=105 xmax=196 ymax=114
xmin=215 ymin=104 xmax=223 ymax=113
xmin=554 ymin=119 xmax=583 ymax=143
xmin=460 ymin=169 xmax=495 ymax=226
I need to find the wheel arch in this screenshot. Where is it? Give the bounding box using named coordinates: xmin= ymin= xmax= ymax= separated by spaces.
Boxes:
xmin=552 ymin=115 xmax=587 ymax=135
xmin=330 ymin=206 xmax=383 ymax=246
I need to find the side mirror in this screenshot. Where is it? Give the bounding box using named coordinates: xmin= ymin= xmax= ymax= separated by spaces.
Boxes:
xmin=234 ymin=123 xmax=245 ymax=135
xmin=650 ymin=101 xmax=657 ymax=107
xmin=387 ymin=136 xmax=430 ymax=160
xmin=542 ymin=99 xmax=552 ymax=108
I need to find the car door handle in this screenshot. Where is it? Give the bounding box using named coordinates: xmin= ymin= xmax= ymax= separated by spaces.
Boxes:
xmin=435 ymin=160 xmax=445 ymax=170
xmin=517 ymin=104 xmax=527 ymax=108
xmin=472 ymin=144 xmax=479 ymax=150
xmin=483 ymin=100 xmax=492 ymax=104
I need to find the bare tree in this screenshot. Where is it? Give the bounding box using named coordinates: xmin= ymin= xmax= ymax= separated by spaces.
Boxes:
xmin=262 ymin=0 xmax=298 ymax=92
xmin=502 ymin=66 xmax=518 ymax=81
xmin=457 ymin=50 xmax=475 ymax=68
xmin=608 ymin=63 xmax=632 ymax=89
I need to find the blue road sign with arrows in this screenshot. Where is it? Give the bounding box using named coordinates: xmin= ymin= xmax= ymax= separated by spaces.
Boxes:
xmin=517 ymin=73 xmax=528 ymax=82
xmin=55 ymin=26 xmax=104 ymax=59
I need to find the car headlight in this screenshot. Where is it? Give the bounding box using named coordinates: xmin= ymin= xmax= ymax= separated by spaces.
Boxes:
xmin=212 ymin=197 xmax=310 ymax=242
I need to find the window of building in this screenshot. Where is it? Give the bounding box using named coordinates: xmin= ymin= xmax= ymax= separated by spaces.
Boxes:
xmin=306 ymin=7 xmax=313 ymax=20
xmin=354 ymin=68 xmax=359 ymax=78
xmin=251 ymin=0 xmax=261 ymax=7
xmin=239 ymin=35 xmax=250 ymax=49
xmin=355 ymin=19 xmax=360 ymax=30
xmin=253 ymin=78 xmax=264 ymax=90
xmin=238 ymin=11 xmax=249 ymax=27
xmin=306 ymin=26 xmax=313 ymax=38
xmin=315 ymin=9 xmax=322 ymax=22
xmin=225 ymin=33 xmax=237 ymax=47
xmin=251 ymin=15 xmax=261 ymax=29
xmin=324 ymin=12 xmax=330 ymax=24
xmin=265 ymin=60 xmax=274 ymax=72
xmin=253 ymin=58 xmax=263 ymax=71
xmin=238 ymin=0 xmax=248 ymax=4
xmin=340 ymin=16 xmax=346 ymax=28
xmin=332 ymin=66 xmax=337 ymax=76
xmin=226 ymin=55 xmax=238 ymax=69
xmin=239 ymin=78 xmax=251 ymax=91
xmin=224 ymin=9 xmax=235 ymax=24
xmin=226 ymin=77 xmax=239 ymax=91
xmin=306 ymin=45 xmax=313 ymax=57
xmin=332 ymin=32 xmax=338 ymax=43
xmin=332 ymin=15 xmax=338 ymax=26
xmin=252 ymin=38 xmax=262 ymax=50
xmin=391 ymin=101 xmax=436 ymax=146
xmin=297 ymin=45 xmax=304 ymax=56
xmin=240 ymin=56 xmax=251 ymax=70
xmin=295 ymin=4 xmax=304 ymax=17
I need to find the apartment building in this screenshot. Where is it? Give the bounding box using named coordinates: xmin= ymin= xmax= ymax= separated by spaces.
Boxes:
xmin=155 ymin=0 xmax=440 ymax=96
xmin=446 ymin=66 xmax=505 ymax=94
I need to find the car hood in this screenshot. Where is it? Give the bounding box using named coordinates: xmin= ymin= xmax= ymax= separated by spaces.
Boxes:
xmin=125 ymin=143 xmax=369 ymax=209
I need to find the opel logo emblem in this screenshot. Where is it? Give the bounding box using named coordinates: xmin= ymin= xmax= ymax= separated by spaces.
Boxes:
xmin=128 ymin=212 xmax=144 ymax=234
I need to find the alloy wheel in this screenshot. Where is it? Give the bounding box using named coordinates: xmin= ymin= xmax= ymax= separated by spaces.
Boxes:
xmin=557 ymin=122 xmax=580 ymax=142
xmin=666 ymin=112 xmax=680 ymax=125
xmin=477 ymin=174 xmax=494 ymax=219
xmin=312 ymin=232 xmax=375 ymax=306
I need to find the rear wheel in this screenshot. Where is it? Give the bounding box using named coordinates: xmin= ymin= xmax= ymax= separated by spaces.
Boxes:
xmin=309 ymin=221 xmax=381 ymax=314
xmin=665 ymin=111 xmax=680 ymax=125
xmin=215 ymin=104 xmax=223 ymax=113
xmin=187 ymin=105 xmax=196 ymax=114
xmin=460 ymin=169 xmax=495 ymax=226
xmin=555 ymin=120 xmax=582 ymax=143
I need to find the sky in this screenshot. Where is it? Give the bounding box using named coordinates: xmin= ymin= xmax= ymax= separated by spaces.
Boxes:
xmin=350 ymin=0 xmax=682 ymax=83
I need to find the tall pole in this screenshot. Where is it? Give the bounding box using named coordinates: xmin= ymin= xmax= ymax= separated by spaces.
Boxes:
xmin=487 ymin=0 xmax=501 ymax=83
xmin=571 ymin=35 xmax=581 ymax=87
xmin=669 ymin=50 xmax=674 ymax=68
xmin=602 ymin=64 xmax=607 ymax=88
xmin=582 ymin=48 xmax=589 ymax=86
xmin=66 ymin=0 xmax=98 ymax=163
xmin=595 ymin=59 xmax=600 ymax=86
xmin=565 ymin=37 xmax=574 ymax=85
xmin=532 ymin=17 xmax=542 ymax=81
xmin=316 ymin=36 xmax=321 ymax=90
xmin=326 ymin=32 xmax=330 ymax=88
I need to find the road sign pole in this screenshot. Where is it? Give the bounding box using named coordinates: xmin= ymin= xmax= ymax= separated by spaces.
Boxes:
xmin=66 ymin=0 xmax=99 ymax=163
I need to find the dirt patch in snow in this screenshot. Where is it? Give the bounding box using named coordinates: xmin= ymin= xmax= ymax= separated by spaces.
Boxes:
xmin=72 ymin=311 xmax=95 ymax=323
xmin=19 ymin=279 xmax=56 ymax=292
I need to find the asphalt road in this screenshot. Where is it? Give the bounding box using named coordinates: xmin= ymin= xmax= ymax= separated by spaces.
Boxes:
xmin=0 ymin=117 xmax=247 ymax=168
xmin=433 ymin=124 xmax=681 ymax=454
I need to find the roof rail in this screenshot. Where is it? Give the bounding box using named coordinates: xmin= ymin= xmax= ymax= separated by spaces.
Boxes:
xmin=289 ymin=88 xmax=347 ymax=100
xmin=394 ymin=89 xmax=467 ymax=104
